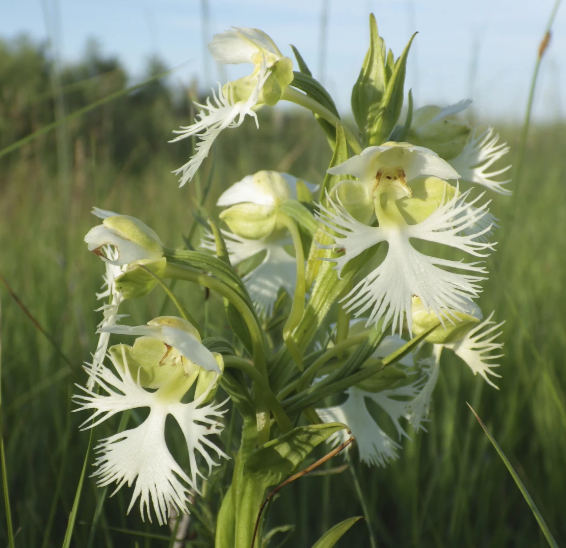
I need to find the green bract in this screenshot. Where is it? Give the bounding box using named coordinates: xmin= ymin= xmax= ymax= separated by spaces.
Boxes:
xmin=351 ymin=14 xmax=415 ymax=147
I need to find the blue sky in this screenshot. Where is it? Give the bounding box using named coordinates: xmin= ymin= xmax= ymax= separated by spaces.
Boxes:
xmin=3 ymin=0 xmax=565 ymax=122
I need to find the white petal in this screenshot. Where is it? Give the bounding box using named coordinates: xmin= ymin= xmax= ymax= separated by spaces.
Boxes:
xmin=280 ymin=173 xmax=319 ymax=197
xmin=169 ymin=398 xmax=229 ymax=487
xmin=217 ymin=175 xmax=277 ymax=206
xmin=243 ymin=246 xmax=297 ymax=317
xmin=406 ymin=350 xmax=441 ymax=431
xmin=92 ymin=408 xmax=192 ymax=525
xmin=171 ymin=60 xmax=269 ymax=186
xmin=318 ymin=389 xmax=401 ymax=467
xmin=427 ymin=99 xmax=472 ymax=124
xmin=326 ymin=146 xmax=389 ymax=180
xmin=445 ymin=312 xmax=504 ymax=388
xmin=449 ymin=128 xmax=511 ymax=195
xmin=209 ymin=27 xmax=282 ymax=65
xmin=92 ymin=207 xmax=120 ymax=219
xmin=401 ymin=146 xmax=461 ymax=181
xmin=84 ymin=225 xmax=162 ymax=266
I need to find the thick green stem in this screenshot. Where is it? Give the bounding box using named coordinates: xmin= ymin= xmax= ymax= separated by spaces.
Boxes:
xmin=224 ymin=356 xmax=292 ymax=433
xmin=164 ymin=262 xmax=271 ymax=443
xmin=277 ymin=212 xmax=306 ymax=370
xmin=282 ymin=87 xmax=362 ymax=154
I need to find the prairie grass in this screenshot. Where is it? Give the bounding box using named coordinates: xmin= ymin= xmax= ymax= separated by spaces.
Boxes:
xmin=0 ymin=38 xmax=565 ymax=547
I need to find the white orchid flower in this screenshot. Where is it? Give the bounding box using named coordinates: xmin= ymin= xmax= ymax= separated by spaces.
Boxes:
xmin=100 ymin=317 xmax=222 ymax=374
xmin=85 ymin=211 xmax=163 ymax=267
xmin=171 ymin=28 xmax=293 ymax=187
xmin=75 ymin=347 xmax=228 ymax=525
xmin=317 ymin=184 xmax=494 ymax=334
xmin=443 ymin=311 xmax=504 ymax=388
xmin=449 ymin=127 xmax=512 ymax=195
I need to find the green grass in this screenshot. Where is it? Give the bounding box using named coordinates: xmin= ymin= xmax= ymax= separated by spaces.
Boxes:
xmin=0 ymin=88 xmax=565 ymax=546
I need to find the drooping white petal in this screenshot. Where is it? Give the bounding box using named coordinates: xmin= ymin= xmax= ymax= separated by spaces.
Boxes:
xmin=445 ymin=312 xmax=504 ymax=388
xmin=449 ymin=128 xmax=511 ymax=195
xmin=75 ymin=352 xmax=228 ymax=524
xmin=406 ymin=350 xmax=441 ymax=432
xmin=318 ymin=191 xmax=493 ymax=333
xmin=100 ymin=324 xmax=221 ymax=374
xmin=209 ymin=27 xmax=282 ymax=65
xmin=327 ymin=144 xmax=460 ymax=183
xmin=171 ymin=60 xmax=270 ymax=187
xmin=317 ymin=388 xmax=401 ymax=467
xmin=92 ymin=207 xmax=120 ymax=219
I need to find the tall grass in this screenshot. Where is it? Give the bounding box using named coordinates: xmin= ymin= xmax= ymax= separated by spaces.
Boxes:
xmin=0 ymin=36 xmax=565 ymax=547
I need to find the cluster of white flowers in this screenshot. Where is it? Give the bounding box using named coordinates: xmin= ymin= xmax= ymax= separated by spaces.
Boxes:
xmin=79 ymin=23 xmax=511 ymax=527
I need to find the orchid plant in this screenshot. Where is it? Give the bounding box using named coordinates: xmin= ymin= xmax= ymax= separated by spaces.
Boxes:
xmin=79 ymin=15 xmax=510 ymax=547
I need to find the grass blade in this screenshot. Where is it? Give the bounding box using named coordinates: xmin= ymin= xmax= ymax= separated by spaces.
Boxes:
xmin=467 ymin=404 xmax=559 ymax=548
xmin=62 ymin=426 xmax=95 ymax=548
xmin=0 ymin=297 xmax=16 ymax=548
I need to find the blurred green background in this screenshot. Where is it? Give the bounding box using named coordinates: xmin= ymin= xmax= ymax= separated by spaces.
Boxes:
xmin=0 ymin=27 xmax=565 ymax=547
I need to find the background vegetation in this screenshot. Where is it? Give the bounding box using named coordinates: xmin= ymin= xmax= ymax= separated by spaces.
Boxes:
xmin=0 ymin=34 xmax=565 ymax=547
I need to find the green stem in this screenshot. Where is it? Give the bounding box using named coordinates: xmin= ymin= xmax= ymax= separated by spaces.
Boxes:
xmin=277 ymin=212 xmax=306 ymax=370
xmin=346 ymin=453 xmax=378 ymax=548
xmin=514 ymin=0 xmax=562 ymax=193
xmin=282 ymin=87 xmax=362 ymax=154
xmin=224 ymin=356 xmax=292 ymax=433
xmin=164 ymin=262 xmax=271 ymax=444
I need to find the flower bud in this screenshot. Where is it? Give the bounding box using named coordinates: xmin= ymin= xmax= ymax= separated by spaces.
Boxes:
xmin=411 ymin=296 xmax=480 ymax=344
xmin=85 ymin=215 xmax=163 ymax=266
xmin=218 ymin=171 xmax=302 ymax=239
xmin=409 ymin=103 xmax=472 ymax=160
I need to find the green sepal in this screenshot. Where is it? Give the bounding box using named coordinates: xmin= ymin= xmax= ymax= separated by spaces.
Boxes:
xmin=194 ymin=353 xmax=224 ymax=402
xmin=220 ymin=203 xmax=277 ymax=240
xmin=367 ymin=33 xmax=417 ymax=146
xmin=262 ymin=57 xmax=294 ymax=107
xmin=351 ymin=14 xmax=386 ymax=144
xmin=296 ymin=179 xmax=314 ymax=203
xmin=108 ymin=338 xmax=198 ymax=390
xmin=311 ymin=516 xmax=363 ymax=548
xmin=114 ymin=258 xmax=166 ymax=299
xmin=244 ymin=423 xmax=347 ymax=488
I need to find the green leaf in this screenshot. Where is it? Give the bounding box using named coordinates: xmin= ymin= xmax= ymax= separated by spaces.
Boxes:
xmin=279 ymin=199 xmax=318 ymax=237
xmin=468 ymin=404 xmax=559 ymax=548
xmin=244 ymin=423 xmax=346 ymax=488
xmin=262 ymin=524 xmax=295 ymax=548
xmin=290 ymin=72 xmax=339 ymax=118
xmin=351 ymin=14 xmax=386 ymax=144
xmin=207 ymin=217 xmax=232 ymax=266
xmin=202 ymin=336 xmax=236 ymax=355
xmin=390 ymin=88 xmax=414 ymax=142
xmin=114 ymin=258 xmax=167 ymax=299
xmin=311 ymin=516 xmax=363 ymax=548
xmin=290 ymin=45 xmax=312 ymax=76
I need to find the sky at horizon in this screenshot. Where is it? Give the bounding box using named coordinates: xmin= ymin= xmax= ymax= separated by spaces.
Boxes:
xmin=3 ymin=0 xmax=565 ymax=123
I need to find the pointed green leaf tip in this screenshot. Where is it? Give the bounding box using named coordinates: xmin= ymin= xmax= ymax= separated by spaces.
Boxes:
xmin=311 ymin=516 xmax=363 ymax=548
xmin=351 ymin=13 xmax=416 ymax=146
